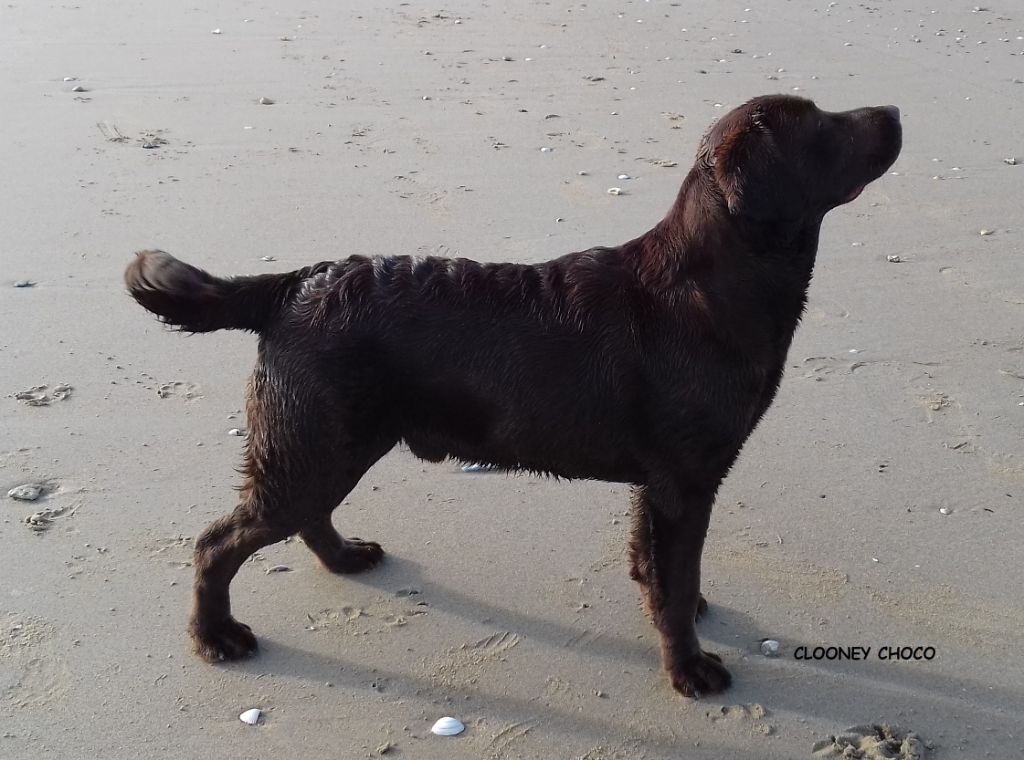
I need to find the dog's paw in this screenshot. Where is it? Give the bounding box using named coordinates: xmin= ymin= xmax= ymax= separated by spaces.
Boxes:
xmin=668 ymin=650 xmax=731 ymax=698
xmin=321 ymin=537 xmax=384 ymax=574
xmin=189 ymin=616 xmax=258 ymax=662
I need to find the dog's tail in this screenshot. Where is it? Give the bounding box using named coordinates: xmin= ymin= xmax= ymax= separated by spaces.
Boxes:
xmin=124 ymin=250 xmax=308 ymax=333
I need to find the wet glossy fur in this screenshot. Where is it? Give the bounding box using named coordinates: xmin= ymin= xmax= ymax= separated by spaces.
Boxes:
xmin=125 ymin=95 xmax=902 ymax=697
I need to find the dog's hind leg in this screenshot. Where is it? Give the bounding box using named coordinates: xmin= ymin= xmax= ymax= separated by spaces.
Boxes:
xmin=300 ymin=512 xmax=385 ymax=574
xmin=294 ymin=433 xmax=395 ymax=574
xmin=188 ymin=360 xmax=392 ymax=662
xmin=190 ymin=507 xmax=291 ymax=662
xmin=189 ymin=437 xmax=393 ymax=662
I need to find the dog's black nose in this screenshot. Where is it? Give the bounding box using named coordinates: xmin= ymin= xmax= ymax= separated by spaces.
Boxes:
xmin=881 ymin=105 xmax=900 ymax=121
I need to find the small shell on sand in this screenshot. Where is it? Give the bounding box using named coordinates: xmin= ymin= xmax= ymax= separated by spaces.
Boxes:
xmin=607 ymin=187 xmax=623 ymax=195
xmin=431 ymin=716 xmax=465 ymax=736
xmin=239 ymin=708 xmax=262 ymax=725
xmin=258 ymin=97 xmax=275 ymax=105
xmin=14 ymin=280 xmax=35 ymax=287
xmin=71 ymin=85 xmax=87 ymax=92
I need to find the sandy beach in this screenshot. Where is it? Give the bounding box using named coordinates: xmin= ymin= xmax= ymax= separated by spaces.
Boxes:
xmin=2 ymin=1 xmax=1023 ymax=757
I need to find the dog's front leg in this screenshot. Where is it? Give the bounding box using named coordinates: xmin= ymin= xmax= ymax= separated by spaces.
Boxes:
xmin=640 ymin=480 xmax=731 ymax=697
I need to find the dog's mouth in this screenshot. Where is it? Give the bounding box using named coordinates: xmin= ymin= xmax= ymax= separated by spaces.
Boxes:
xmin=841 ymin=184 xmax=865 ymax=204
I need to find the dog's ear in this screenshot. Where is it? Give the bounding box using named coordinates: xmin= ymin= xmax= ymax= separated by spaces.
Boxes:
xmin=710 ymin=113 xmax=802 ymax=221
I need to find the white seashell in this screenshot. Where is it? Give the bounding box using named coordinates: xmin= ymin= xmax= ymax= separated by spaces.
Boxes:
xmin=607 ymin=187 xmax=622 ymax=195
xmin=431 ymin=716 xmax=465 ymax=736
xmin=228 ymin=428 xmax=246 ymax=436
xmin=14 ymin=280 xmax=35 ymax=288
xmin=259 ymin=96 xmax=274 ymax=105
xmin=1004 ymin=158 xmax=1018 ymax=165
xmin=211 ymin=28 xmax=222 ymax=34
xmin=71 ymin=85 xmax=87 ymax=92
xmin=540 ymin=146 xmax=552 ymax=152
xmin=979 ymin=229 xmax=993 ymax=236
xmin=760 ymin=639 xmax=780 ymax=657
xmin=886 ymin=255 xmax=901 ymax=263
xmin=617 ymin=174 xmax=631 ymax=180
xmin=939 ymin=507 xmax=951 ymax=515
xmin=239 ymin=708 xmax=262 ymax=725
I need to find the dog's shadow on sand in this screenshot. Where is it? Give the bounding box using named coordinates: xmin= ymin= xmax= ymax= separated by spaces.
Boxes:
xmin=234 ymin=553 xmax=1023 ymax=751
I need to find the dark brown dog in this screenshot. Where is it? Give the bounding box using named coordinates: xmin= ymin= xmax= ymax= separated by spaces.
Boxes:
xmin=125 ymin=94 xmax=901 ymax=697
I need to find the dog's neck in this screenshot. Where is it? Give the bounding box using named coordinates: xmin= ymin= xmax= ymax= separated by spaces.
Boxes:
xmin=624 ymin=166 xmax=822 ymax=350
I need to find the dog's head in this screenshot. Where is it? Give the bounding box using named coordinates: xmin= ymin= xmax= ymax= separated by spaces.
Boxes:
xmin=697 ymin=95 xmax=902 ymax=222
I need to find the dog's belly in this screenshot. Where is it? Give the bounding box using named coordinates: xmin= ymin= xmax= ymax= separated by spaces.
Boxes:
xmin=403 ymin=430 xmax=644 ymax=483
xmin=396 ymin=384 xmax=646 ymax=484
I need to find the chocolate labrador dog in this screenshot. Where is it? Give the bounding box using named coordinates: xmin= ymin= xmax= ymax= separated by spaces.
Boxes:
xmin=125 ymin=94 xmax=901 ymax=697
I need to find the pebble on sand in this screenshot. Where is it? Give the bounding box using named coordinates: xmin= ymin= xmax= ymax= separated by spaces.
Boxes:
xmin=7 ymin=484 xmax=44 ymax=502
xmin=760 ymin=639 xmax=781 ymax=657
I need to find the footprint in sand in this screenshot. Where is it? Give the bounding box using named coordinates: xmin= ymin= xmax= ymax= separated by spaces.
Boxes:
xmin=156 ymin=381 xmax=201 ymax=400
xmin=13 ymin=384 xmax=73 ymax=406
xmin=427 ymin=631 xmax=521 ymax=689
xmin=0 ymin=612 xmax=70 ymax=709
